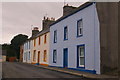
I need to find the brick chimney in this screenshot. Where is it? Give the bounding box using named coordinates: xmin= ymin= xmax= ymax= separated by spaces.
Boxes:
xmin=63 ymin=4 xmax=77 ymax=16
xmin=32 ymin=27 xmax=39 ymax=36
xmin=42 ymin=16 xmax=55 ymax=30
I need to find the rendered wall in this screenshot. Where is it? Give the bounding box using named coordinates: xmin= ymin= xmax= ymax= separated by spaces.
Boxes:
xmin=50 ymin=4 xmax=100 ymax=74
xmin=31 ymin=32 xmax=50 ymax=65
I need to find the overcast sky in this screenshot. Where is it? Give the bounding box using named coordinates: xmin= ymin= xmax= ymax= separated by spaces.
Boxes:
xmin=1 ymin=2 xmax=84 ymax=44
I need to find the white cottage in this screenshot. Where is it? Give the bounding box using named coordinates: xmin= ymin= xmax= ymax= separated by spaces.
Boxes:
xmin=23 ymin=40 xmax=31 ymax=63
xmin=30 ymin=18 xmax=55 ymax=66
xmin=49 ymin=2 xmax=100 ymax=74
xmin=49 ymin=2 xmax=119 ymax=75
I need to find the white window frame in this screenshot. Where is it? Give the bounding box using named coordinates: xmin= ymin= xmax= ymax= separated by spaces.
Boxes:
xmin=78 ymin=45 xmax=85 ymax=67
xmin=54 ymin=30 xmax=57 ymax=43
xmin=64 ymin=26 xmax=68 ymax=40
xmin=53 ymin=50 xmax=57 ymax=63
xmin=77 ymin=19 xmax=83 ymax=36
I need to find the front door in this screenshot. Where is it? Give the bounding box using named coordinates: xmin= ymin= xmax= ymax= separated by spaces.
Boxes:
xmin=37 ymin=51 xmax=40 ymax=64
xmin=63 ymin=48 xmax=68 ymax=68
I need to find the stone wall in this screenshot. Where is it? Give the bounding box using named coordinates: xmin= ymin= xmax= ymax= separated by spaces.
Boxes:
xmin=96 ymin=2 xmax=119 ymax=75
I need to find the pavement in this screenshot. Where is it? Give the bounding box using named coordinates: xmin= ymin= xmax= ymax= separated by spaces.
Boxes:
xmin=30 ymin=63 xmax=119 ymax=80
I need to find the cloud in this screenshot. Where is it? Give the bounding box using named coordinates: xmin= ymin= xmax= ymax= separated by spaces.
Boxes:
xmin=2 ymin=2 xmax=82 ymax=44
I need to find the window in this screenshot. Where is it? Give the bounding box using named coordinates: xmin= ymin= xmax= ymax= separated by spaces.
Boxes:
xmin=44 ymin=34 xmax=47 ymax=44
xmin=38 ymin=51 xmax=40 ymax=63
xmin=54 ymin=30 xmax=57 ymax=43
xmin=43 ymin=50 xmax=47 ymax=62
xmin=28 ymin=51 xmax=30 ymax=60
xmin=34 ymin=39 xmax=36 ymax=47
xmin=77 ymin=19 xmax=83 ymax=37
xmin=77 ymin=45 xmax=85 ymax=67
xmin=38 ymin=36 xmax=41 ymax=45
xmin=24 ymin=53 xmax=26 ymax=61
xmin=29 ymin=41 xmax=30 ymax=49
xmin=64 ymin=26 xmax=68 ymax=40
xmin=33 ymin=50 xmax=36 ymax=61
xmin=53 ymin=50 xmax=57 ymax=63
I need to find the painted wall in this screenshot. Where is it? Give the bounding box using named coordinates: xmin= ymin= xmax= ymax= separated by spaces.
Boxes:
xmin=23 ymin=40 xmax=31 ymax=63
xmin=50 ymin=3 xmax=100 ymax=74
xmin=31 ymin=32 xmax=50 ymax=65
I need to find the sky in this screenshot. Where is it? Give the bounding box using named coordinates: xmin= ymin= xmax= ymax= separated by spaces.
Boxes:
xmin=1 ymin=2 xmax=85 ymax=44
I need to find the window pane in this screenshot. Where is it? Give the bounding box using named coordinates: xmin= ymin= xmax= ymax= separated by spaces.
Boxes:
xmin=64 ymin=27 xmax=68 ymax=40
xmin=80 ymin=57 xmax=85 ymax=65
xmin=80 ymin=47 xmax=84 ymax=57
xmin=77 ymin=19 xmax=83 ymax=36
xmin=33 ymin=50 xmax=36 ymax=61
xmin=54 ymin=30 xmax=57 ymax=43
xmin=44 ymin=34 xmax=47 ymax=43
xmin=53 ymin=50 xmax=57 ymax=63
xmin=38 ymin=36 xmax=40 ymax=45
xmin=78 ymin=45 xmax=85 ymax=67
xmin=44 ymin=50 xmax=47 ymax=62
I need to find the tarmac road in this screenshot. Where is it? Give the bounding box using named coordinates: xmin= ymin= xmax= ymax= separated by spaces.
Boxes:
xmin=2 ymin=62 xmax=82 ymax=78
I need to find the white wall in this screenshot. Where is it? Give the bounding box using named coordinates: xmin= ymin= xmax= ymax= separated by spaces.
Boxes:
xmin=50 ymin=3 xmax=100 ymax=74
xmin=23 ymin=41 xmax=31 ymax=63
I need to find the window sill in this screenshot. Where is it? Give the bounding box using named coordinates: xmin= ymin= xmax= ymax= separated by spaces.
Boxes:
xmin=64 ymin=39 xmax=68 ymax=41
xmin=77 ymin=66 xmax=85 ymax=69
xmin=77 ymin=35 xmax=83 ymax=38
xmin=53 ymin=42 xmax=57 ymax=43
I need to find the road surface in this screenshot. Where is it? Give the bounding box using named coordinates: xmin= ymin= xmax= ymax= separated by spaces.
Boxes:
xmin=2 ymin=62 xmax=82 ymax=78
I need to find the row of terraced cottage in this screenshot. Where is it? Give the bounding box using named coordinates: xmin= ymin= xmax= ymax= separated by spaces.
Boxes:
xmin=20 ymin=2 xmax=119 ymax=75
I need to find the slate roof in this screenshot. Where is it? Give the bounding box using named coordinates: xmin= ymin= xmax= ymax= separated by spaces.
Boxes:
xmin=50 ymin=2 xmax=93 ymax=26
xmin=21 ymin=2 xmax=93 ymax=46
xmin=29 ymin=28 xmax=50 ymax=40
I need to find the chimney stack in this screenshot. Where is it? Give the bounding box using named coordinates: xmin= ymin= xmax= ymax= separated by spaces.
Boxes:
xmin=63 ymin=4 xmax=77 ymax=16
xmin=32 ymin=27 xmax=39 ymax=36
xmin=42 ymin=16 xmax=55 ymax=30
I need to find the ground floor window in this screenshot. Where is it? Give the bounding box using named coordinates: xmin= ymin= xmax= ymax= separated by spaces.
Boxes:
xmin=77 ymin=45 xmax=85 ymax=68
xmin=33 ymin=50 xmax=36 ymax=61
xmin=28 ymin=51 xmax=30 ymax=60
xmin=24 ymin=53 xmax=26 ymax=61
xmin=43 ymin=50 xmax=47 ymax=62
xmin=53 ymin=50 xmax=57 ymax=63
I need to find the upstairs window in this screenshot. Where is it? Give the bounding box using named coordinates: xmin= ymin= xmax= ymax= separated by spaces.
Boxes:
xmin=34 ymin=39 xmax=36 ymax=47
xmin=77 ymin=19 xmax=83 ymax=37
xmin=29 ymin=41 xmax=30 ymax=49
xmin=44 ymin=34 xmax=47 ymax=44
xmin=54 ymin=30 xmax=57 ymax=43
xmin=38 ymin=36 xmax=41 ymax=45
xmin=64 ymin=26 xmax=68 ymax=40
